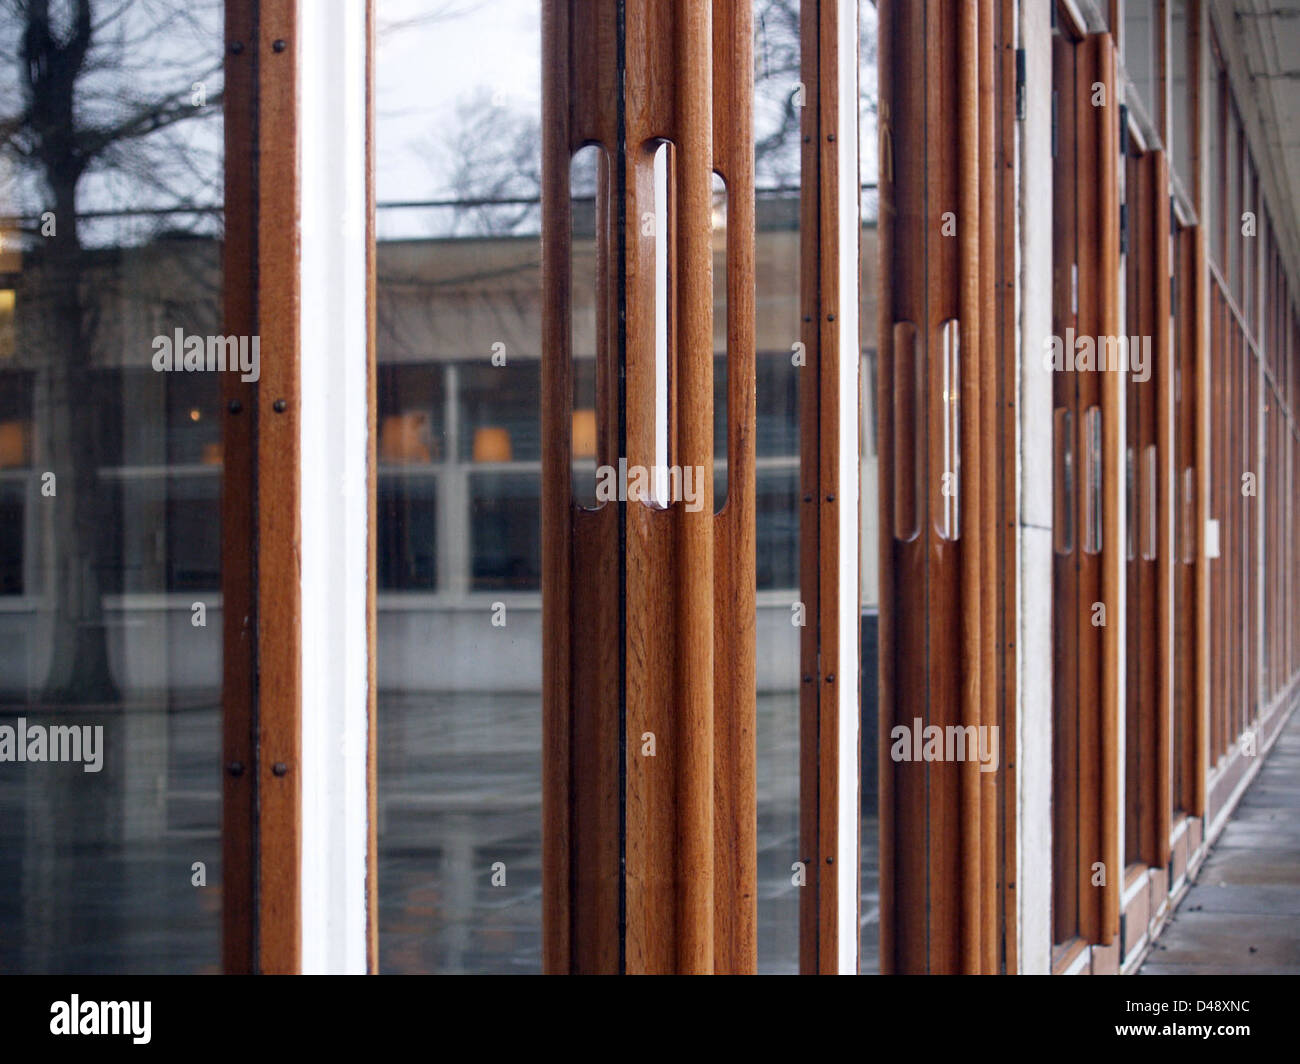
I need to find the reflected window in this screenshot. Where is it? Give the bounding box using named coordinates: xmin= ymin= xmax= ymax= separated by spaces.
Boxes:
xmin=469 ymin=472 xmax=540 ymax=591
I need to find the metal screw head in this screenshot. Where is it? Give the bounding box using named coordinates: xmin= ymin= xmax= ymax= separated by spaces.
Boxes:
xmin=229 ymin=41 xmax=244 ymax=55
xmin=273 ymin=38 xmax=287 ymax=52
xmin=273 ymin=399 xmax=287 ymax=413
xmin=227 ymin=761 xmax=244 ymax=777
xmin=228 ymin=399 xmax=242 ymax=414
xmin=803 ymin=493 xmax=813 ymax=503
xmin=826 ymin=673 xmax=836 ymax=684
xmin=272 ymin=762 xmax=288 ymax=777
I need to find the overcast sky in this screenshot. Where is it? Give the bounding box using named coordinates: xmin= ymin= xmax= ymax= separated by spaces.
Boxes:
xmin=0 ymin=0 xmax=878 ymax=246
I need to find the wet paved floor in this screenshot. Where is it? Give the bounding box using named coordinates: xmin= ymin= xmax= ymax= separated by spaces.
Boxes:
xmin=1140 ymin=706 xmax=1300 ymax=974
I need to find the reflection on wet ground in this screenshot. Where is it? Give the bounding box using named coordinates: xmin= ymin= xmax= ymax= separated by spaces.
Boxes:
xmin=0 ymin=691 xmax=878 ymax=973
xmin=0 ymin=700 xmax=221 ymax=974
xmin=378 ymin=691 xmax=879 ymax=973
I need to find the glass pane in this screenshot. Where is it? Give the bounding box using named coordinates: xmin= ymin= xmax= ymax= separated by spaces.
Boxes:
xmin=754 ymin=0 xmax=803 ymax=973
xmin=1054 ymin=408 xmax=1075 ymax=555
xmin=1124 ymin=0 xmax=1156 ymax=121
xmin=571 ymin=145 xmax=602 ymax=510
xmin=1083 ymin=406 xmax=1104 ymax=554
xmin=1170 ymin=0 xmax=1192 ymax=187
xmin=375 ymin=0 xmax=542 ymax=973
xmin=0 ymin=1 xmax=225 ymax=972
xmin=1126 ymin=443 xmax=1137 ymax=563
xmin=859 ymin=0 xmax=880 ymax=975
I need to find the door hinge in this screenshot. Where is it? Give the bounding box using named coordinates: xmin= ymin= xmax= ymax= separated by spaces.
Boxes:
xmin=1120 ymin=202 xmax=1129 ymax=257
xmin=1119 ymin=104 xmax=1129 ymax=156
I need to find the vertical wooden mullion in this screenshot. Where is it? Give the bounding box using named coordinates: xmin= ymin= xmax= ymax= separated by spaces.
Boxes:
xmin=796 ymin=0 xmax=820 ymax=976
xmin=221 ymin=0 xmax=258 ymax=976
xmin=1177 ymin=222 xmax=1198 ymax=816
xmin=878 ymin=0 xmax=1000 ymax=973
xmin=955 ymin=0 xmax=983 ymax=976
xmin=925 ymin=0 xmax=959 ymax=977
xmin=711 ymin=0 xmax=757 ymax=975
xmin=1140 ymin=153 xmax=1157 ymax=868
xmin=668 ymin=0 xmax=717 ymax=977
xmin=977 ymin=0 xmax=1001 ymax=977
xmin=1051 ymin=25 xmax=1081 ymax=947
xmin=1193 ymin=222 xmax=1210 ymax=814
xmin=1096 ymin=31 xmax=1122 ymax=948
xmin=541 ymin=0 xmax=621 ymax=975
xmin=1073 ymin=32 xmax=1100 ymax=945
xmin=255 ymin=0 xmax=302 ymax=975
xmin=1153 ymin=151 xmax=1175 ymax=868
xmin=1124 ymin=145 xmax=1140 ymax=870
xmin=1074 ymin=30 xmax=1120 ymax=946
xmin=815 ymin=0 xmax=850 ymax=978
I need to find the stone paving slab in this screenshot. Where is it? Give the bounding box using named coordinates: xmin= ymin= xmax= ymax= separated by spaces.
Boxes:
xmin=1141 ymin=706 xmax=1300 ymax=975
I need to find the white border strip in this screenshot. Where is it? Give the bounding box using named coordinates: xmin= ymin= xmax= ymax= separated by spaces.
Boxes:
xmin=836 ymin=0 xmax=862 ymax=974
xmin=298 ymin=0 xmax=370 ymax=974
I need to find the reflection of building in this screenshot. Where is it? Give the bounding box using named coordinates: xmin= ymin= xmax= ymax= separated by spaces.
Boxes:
xmin=0 ymin=202 xmax=879 ymax=698
xmin=0 ymin=237 xmax=223 ymax=699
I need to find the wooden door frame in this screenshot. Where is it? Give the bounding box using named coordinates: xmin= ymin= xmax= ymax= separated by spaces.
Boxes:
xmin=798 ymin=0 xmax=862 ymax=977
xmin=221 ymin=0 xmax=304 ymax=975
xmin=877 ymin=0 xmax=1013 ymax=974
xmin=1121 ymin=136 xmax=1174 ymax=874
xmin=1049 ymin=21 xmax=1122 ymax=955
xmin=221 ymin=0 xmax=380 ymax=975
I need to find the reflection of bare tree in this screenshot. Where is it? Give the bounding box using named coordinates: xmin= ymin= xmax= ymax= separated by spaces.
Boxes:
xmin=441 ymin=91 xmax=541 ymax=236
xmin=0 ymin=0 xmax=222 ymax=702
xmin=754 ymin=0 xmax=802 ymax=189
xmin=404 ymin=0 xmax=815 ymax=240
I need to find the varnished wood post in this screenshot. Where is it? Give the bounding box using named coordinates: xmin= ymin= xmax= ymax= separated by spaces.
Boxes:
xmin=542 ymin=0 xmax=755 ymax=975
xmin=668 ymin=0 xmax=717 ymax=975
xmin=1193 ymin=223 xmax=1211 ymax=816
xmin=956 ymin=0 xmax=984 ymax=975
xmin=1153 ymin=151 xmax=1175 ymax=869
xmin=877 ymin=0 xmax=1003 ymax=974
xmin=797 ymin=0 xmax=861 ymax=976
xmin=255 ymin=0 xmax=302 ymax=975
xmin=711 ymin=0 xmax=758 ymax=974
xmin=540 ymin=0 xmax=621 ymax=975
xmin=1095 ymin=32 xmax=1122 ymax=947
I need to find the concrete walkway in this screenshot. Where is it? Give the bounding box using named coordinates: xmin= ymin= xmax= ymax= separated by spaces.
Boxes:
xmin=1141 ymin=706 xmax=1300 ymax=974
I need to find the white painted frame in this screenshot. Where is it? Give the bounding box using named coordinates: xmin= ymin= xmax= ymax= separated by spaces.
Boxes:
xmin=298 ymin=0 xmax=371 ymax=975
xmin=836 ymin=0 xmax=862 ymax=974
